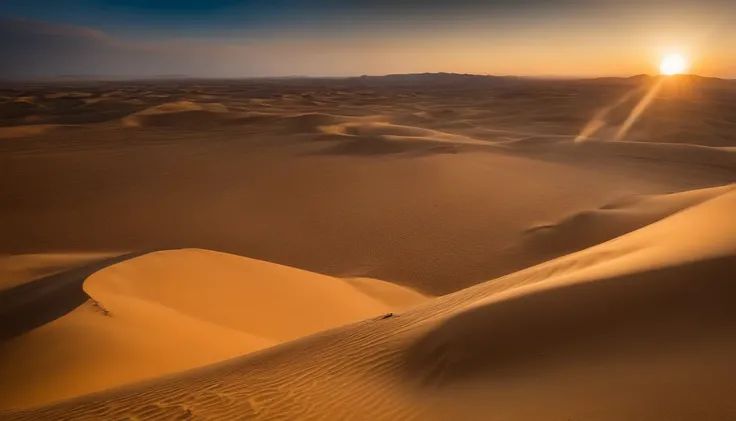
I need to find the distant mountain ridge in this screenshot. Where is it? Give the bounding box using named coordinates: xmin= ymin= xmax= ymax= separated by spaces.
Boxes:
xmin=347 ymin=72 xmax=522 ymax=86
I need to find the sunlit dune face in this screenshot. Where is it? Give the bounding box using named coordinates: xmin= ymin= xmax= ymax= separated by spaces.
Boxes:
xmin=659 ymin=53 xmax=688 ymax=76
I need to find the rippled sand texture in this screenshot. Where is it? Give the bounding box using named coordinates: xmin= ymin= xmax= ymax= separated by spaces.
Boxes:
xmin=1 ymin=73 xmax=735 ymax=420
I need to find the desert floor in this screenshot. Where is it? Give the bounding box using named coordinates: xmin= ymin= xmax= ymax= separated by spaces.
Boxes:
xmin=1 ymin=74 xmax=735 ymax=420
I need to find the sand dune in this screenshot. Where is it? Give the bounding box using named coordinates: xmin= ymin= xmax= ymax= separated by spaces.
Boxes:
xmin=1 ymin=75 xmax=735 ymax=419
xmin=344 ymin=277 xmax=428 ymax=309
xmin=0 ymin=249 xmax=422 ymax=409
xmin=1 ymin=78 xmax=734 ymax=295
xmin=120 ymin=101 xmax=233 ymax=128
xmin=520 ymin=184 xmax=735 ymax=265
xmin=0 ymin=124 xmax=79 ymax=139
xmin=4 ymin=186 xmax=734 ymax=420
xmin=0 ymin=252 xmax=120 ymax=291
xmin=84 ymin=249 xmax=398 ymax=341
xmin=5 ymin=123 xmax=729 ymax=295
xmin=0 ymin=284 xmax=273 ymax=410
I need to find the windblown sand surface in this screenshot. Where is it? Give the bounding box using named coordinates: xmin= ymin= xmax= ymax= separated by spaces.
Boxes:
xmin=0 ymin=249 xmax=420 ymax=408
xmin=0 ymin=74 xmax=735 ymax=419
xmin=0 ymin=252 xmax=121 ymax=291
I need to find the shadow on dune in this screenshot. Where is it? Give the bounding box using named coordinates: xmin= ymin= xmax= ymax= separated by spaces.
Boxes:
xmin=311 ymin=136 xmax=446 ymax=157
xmin=305 ymin=133 xmax=485 ymax=157
xmin=0 ymin=251 xmax=150 ymax=342
xmin=0 ymin=99 xmax=151 ymax=127
xmin=402 ymin=253 xmax=736 ymax=387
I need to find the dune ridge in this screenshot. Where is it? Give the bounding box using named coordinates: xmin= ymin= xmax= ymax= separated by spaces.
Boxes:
xmin=0 ymin=249 xmax=425 ymax=410
xmin=0 ymin=252 xmax=121 ymax=292
xmin=3 ymin=187 xmax=735 ymax=420
xmin=120 ymin=101 xmax=233 ymax=128
xmin=519 ymin=183 xmax=735 ymax=264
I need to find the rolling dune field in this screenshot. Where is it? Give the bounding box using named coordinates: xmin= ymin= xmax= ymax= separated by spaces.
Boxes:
xmin=1 ymin=73 xmax=735 ymax=420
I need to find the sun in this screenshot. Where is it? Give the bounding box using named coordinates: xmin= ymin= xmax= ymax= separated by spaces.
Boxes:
xmin=659 ymin=53 xmax=688 ymax=76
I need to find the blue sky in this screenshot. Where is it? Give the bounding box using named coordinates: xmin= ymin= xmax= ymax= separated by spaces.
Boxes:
xmin=1 ymin=0 xmax=734 ymax=78
xmin=0 ymin=0 xmax=311 ymax=39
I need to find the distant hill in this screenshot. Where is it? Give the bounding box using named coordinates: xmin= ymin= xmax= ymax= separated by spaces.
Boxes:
xmin=568 ymin=73 xmax=732 ymax=89
xmin=347 ymin=72 xmax=521 ymax=86
xmin=344 ymin=72 xmax=732 ymax=87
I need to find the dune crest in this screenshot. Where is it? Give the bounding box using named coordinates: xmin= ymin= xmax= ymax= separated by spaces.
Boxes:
xmin=0 ymin=249 xmax=424 ymax=410
xmin=520 ymin=184 xmax=736 ymax=264
xmin=4 ymin=188 xmax=735 ymax=420
xmin=120 ymin=101 xmax=232 ymax=128
xmin=0 ymin=252 xmax=121 ymax=292
xmin=84 ymin=249 xmax=398 ymax=341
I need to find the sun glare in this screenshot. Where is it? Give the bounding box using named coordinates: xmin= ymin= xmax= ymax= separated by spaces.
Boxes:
xmin=659 ymin=53 xmax=688 ymax=76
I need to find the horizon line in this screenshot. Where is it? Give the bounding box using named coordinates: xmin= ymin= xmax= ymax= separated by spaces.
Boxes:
xmin=0 ymin=72 xmax=731 ymax=84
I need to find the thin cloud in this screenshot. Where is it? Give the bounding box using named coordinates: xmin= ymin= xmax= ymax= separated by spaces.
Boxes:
xmin=3 ymin=17 xmax=108 ymax=40
xmin=0 ymin=18 xmax=242 ymax=78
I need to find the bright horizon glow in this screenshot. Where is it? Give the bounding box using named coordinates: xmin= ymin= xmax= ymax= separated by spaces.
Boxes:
xmin=659 ymin=53 xmax=689 ymax=76
xmin=2 ymin=0 xmax=735 ymax=79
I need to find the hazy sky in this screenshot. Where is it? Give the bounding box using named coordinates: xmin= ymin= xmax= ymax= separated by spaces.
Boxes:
xmin=1 ymin=0 xmax=734 ymax=79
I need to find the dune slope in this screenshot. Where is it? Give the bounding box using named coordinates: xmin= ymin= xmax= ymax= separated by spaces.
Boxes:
xmin=518 ymin=183 xmax=735 ymax=265
xmin=0 ymin=252 xmax=121 ymax=292
xmin=2 ymin=76 xmax=735 ymax=420
xmin=5 ymin=187 xmax=735 ymax=420
xmin=4 ymin=78 xmax=736 ymax=298
xmin=0 ymin=249 xmax=424 ymax=410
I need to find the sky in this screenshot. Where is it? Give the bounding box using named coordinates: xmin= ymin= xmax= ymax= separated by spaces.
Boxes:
xmin=0 ymin=0 xmax=734 ymax=79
